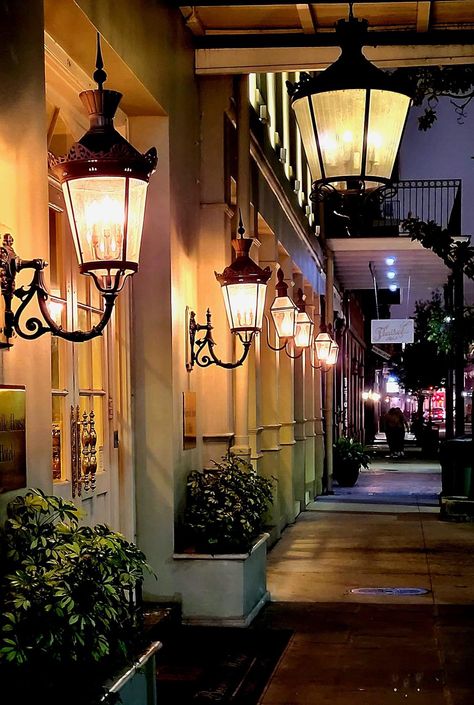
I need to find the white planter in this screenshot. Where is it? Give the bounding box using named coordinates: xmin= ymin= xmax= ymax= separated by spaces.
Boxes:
xmin=102 ymin=640 xmax=161 ymax=704
xmin=173 ymin=533 xmax=270 ymax=626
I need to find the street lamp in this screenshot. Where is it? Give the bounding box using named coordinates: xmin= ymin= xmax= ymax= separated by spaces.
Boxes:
xmin=287 ymin=4 xmax=411 ymax=199
xmin=0 ymin=35 xmax=157 ymax=346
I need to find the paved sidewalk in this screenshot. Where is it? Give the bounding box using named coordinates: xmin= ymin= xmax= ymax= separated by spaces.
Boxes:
xmin=258 ymin=500 xmax=474 ymax=705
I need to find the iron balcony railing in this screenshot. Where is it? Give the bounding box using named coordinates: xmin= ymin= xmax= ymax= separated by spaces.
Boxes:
xmin=325 ymin=179 xmax=462 ymax=238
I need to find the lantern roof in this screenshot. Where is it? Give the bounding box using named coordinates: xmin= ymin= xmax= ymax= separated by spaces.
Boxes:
xmin=215 ymin=219 xmax=272 ymax=287
xmin=287 ymin=14 xmax=412 ymax=102
xmin=49 ymin=35 xmax=157 ymax=181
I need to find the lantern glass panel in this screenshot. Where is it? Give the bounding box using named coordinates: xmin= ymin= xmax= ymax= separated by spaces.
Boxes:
xmin=292 ymin=98 xmax=322 ymax=182
xmin=221 ymin=281 xmax=267 ymax=333
xmin=63 ymin=176 xmax=148 ymax=277
xmin=326 ymin=341 xmax=339 ymax=366
xmin=311 ymin=89 xmax=366 ymax=179
xmin=270 ymin=296 xmax=297 ymax=338
xmin=294 ymin=311 xmax=313 ymax=348
xmin=314 ymin=331 xmax=333 ymax=361
xmin=366 ymin=90 xmax=411 ymax=180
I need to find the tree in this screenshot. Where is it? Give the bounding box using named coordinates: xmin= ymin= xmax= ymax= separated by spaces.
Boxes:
xmin=396 ymin=65 xmax=474 ymax=132
xmin=392 ymin=292 xmax=448 ymax=399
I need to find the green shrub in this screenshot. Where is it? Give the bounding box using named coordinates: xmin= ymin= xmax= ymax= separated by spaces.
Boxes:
xmin=183 ymin=454 xmax=274 ymax=553
xmin=0 ymin=489 xmax=152 ymax=703
xmin=333 ymin=437 xmax=371 ymax=470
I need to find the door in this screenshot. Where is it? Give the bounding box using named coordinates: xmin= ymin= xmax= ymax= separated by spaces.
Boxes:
xmin=49 ymin=181 xmax=118 ymax=527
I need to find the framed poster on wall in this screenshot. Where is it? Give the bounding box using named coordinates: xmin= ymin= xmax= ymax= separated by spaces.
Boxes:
xmin=0 ymin=385 xmax=26 ymax=493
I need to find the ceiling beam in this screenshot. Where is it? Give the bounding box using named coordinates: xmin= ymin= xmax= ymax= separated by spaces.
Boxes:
xmin=416 ymin=1 xmax=432 ymax=32
xmin=195 ymin=29 xmax=474 ymax=50
xmin=296 ymin=4 xmax=316 ymax=34
xmin=196 ymin=43 xmax=474 ymax=74
xmin=176 ymin=0 xmax=435 ymax=5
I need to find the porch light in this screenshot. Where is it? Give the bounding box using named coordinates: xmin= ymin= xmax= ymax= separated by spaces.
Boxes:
xmin=293 ymin=288 xmax=314 ymax=349
xmin=0 ymin=35 xmax=156 ymax=347
xmin=50 ymin=35 xmax=157 ymax=293
xmin=326 ymin=340 xmax=339 ymax=366
xmin=270 ymin=267 xmax=297 ymax=339
xmin=287 ymin=5 xmax=411 ymax=197
xmin=187 ymin=217 xmax=271 ymax=370
xmin=314 ymin=325 xmax=334 ymax=363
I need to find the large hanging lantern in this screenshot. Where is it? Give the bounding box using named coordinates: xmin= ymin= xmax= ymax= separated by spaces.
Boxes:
xmin=270 ymin=267 xmax=297 ymax=338
xmin=287 ymin=8 xmax=411 ymax=196
xmin=50 ymin=37 xmax=157 ymax=293
xmin=293 ymin=288 xmax=314 ymax=349
xmin=215 ymin=225 xmax=271 ymax=341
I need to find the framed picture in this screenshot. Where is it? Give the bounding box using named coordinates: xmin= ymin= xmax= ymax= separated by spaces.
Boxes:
xmin=0 ymin=385 xmax=26 ymax=493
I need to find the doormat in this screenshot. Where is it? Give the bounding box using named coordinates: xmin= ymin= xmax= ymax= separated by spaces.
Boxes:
xmin=350 ymin=587 xmax=430 ymax=596
xmin=156 ymin=626 xmax=292 ymax=704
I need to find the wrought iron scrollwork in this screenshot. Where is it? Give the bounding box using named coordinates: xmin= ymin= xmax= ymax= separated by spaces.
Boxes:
xmin=0 ymin=234 xmax=118 ymax=345
xmin=186 ymin=309 xmax=253 ymax=371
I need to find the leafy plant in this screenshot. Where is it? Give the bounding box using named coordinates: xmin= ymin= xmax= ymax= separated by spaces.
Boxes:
xmin=0 ymin=490 xmax=152 ymax=703
xmin=333 ymin=437 xmax=370 ymax=488
xmin=183 ymin=454 xmax=274 ymax=553
xmin=396 ymin=64 xmax=474 ymax=131
xmin=333 ymin=437 xmax=370 ymax=470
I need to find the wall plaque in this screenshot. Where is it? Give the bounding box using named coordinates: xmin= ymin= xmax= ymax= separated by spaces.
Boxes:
xmin=183 ymin=391 xmax=197 ymax=450
xmin=0 ymin=385 xmax=26 ymax=493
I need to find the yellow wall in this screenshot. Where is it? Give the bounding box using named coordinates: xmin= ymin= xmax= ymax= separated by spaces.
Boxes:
xmin=0 ymin=0 xmax=51 ymax=516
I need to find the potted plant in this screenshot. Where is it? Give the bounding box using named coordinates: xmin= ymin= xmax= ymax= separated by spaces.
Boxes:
xmin=0 ymin=490 xmax=157 ymax=705
xmin=333 ymin=437 xmax=371 ymax=487
xmin=174 ymin=453 xmax=274 ymax=625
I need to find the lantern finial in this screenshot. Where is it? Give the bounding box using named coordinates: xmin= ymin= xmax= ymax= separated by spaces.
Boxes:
xmin=93 ymin=33 xmax=107 ymax=90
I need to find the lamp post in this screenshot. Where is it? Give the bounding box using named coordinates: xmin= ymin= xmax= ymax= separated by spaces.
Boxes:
xmin=286 ymin=4 xmax=411 ymax=200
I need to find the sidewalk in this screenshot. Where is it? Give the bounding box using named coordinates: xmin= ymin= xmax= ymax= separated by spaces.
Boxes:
xmin=259 ymin=493 xmax=474 ymax=705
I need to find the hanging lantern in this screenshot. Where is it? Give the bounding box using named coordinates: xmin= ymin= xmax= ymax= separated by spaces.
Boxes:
xmin=293 ymin=288 xmax=314 ymax=349
xmin=215 ymin=223 xmax=271 ymax=341
xmin=287 ymin=8 xmax=411 ymax=196
xmin=270 ymin=267 xmax=298 ymax=338
xmin=49 ymin=37 xmax=157 ymax=292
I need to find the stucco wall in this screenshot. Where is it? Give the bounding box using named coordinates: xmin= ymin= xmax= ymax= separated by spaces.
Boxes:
xmin=0 ymin=0 xmax=52 ymax=516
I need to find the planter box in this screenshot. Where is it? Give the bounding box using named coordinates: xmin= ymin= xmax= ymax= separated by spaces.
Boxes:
xmin=102 ymin=640 xmax=161 ymax=704
xmin=173 ymin=533 xmax=270 ymax=626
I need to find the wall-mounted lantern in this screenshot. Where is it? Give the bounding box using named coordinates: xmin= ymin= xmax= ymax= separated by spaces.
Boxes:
xmin=0 ymin=35 xmax=157 ymax=348
xmin=270 ymin=268 xmax=297 ymax=339
xmin=287 ymin=4 xmax=411 ymax=200
xmin=312 ymin=323 xmax=339 ymax=370
xmin=187 ymin=218 xmax=271 ymax=370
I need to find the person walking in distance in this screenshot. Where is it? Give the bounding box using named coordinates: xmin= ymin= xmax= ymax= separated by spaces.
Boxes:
xmin=384 ymin=407 xmax=407 ymax=459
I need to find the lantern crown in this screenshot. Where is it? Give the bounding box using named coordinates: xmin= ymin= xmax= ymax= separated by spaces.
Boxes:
xmin=287 ymin=15 xmax=411 ymax=102
xmin=49 ymin=34 xmax=157 ymax=182
xmin=215 ymin=226 xmax=271 ymax=288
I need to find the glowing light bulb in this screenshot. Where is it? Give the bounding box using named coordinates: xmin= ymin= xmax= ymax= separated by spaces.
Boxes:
xmin=386 ymin=271 xmax=396 ymax=279
xmin=389 ymin=284 xmax=398 ymax=292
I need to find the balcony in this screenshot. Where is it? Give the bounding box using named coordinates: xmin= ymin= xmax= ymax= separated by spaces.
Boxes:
xmin=324 ymin=179 xmax=462 ymax=238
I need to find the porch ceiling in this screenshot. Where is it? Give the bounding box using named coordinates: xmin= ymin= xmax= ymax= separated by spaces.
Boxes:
xmin=328 ymin=236 xmax=474 ymax=316
xmin=178 ymin=1 xmax=474 ymax=74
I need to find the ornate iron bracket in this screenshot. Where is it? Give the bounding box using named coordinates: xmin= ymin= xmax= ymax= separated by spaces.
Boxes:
xmin=0 ymin=234 xmax=119 ymax=346
xmin=186 ymin=309 xmax=253 ymax=371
